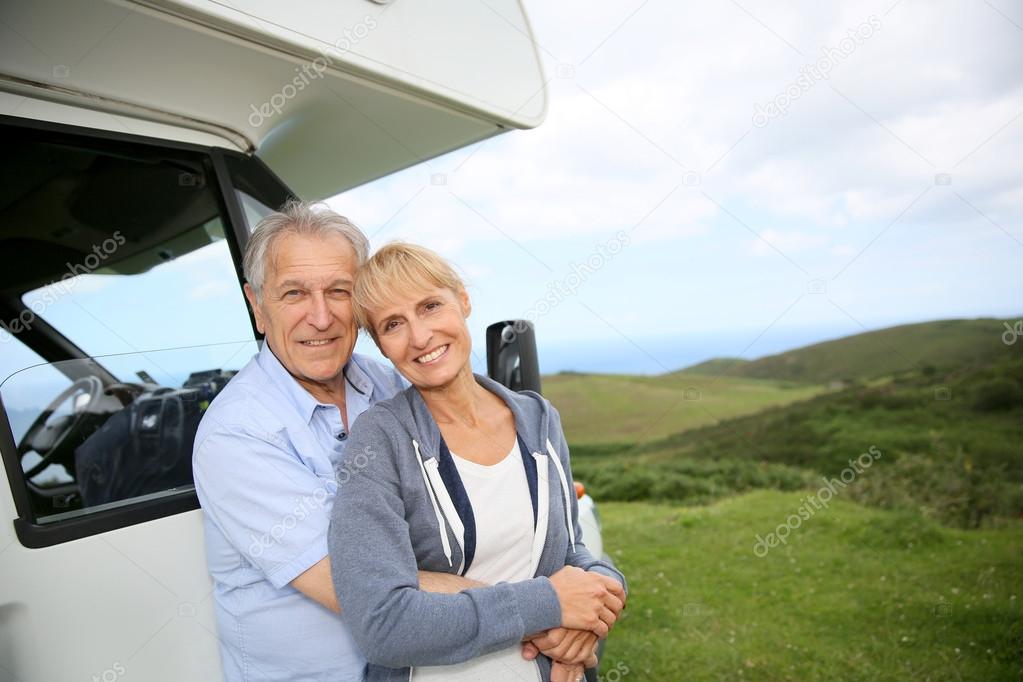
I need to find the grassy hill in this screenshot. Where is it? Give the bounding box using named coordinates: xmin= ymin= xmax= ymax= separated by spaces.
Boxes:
xmin=552 ymin=318 xmax=1023 ymax=679
xmin=599 ymin=492 xmax=1023 ymax=681
xmin=543 ymin=372 xmax=828 ymax=445
xmin=555 ymin=317 xmax=1023 ymax=528
xmin=573 ymin=351 xmax=1023 ymax=528
xmin=671 ymin=317 xmax=1019 ymax=384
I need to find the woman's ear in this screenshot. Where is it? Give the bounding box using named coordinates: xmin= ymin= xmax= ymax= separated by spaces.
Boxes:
xmin=458 ymin=288 xmax=472 ymax=318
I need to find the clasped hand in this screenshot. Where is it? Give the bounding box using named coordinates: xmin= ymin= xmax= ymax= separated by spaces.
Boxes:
xmin=523 ymin=567 xmax=626 ymax=682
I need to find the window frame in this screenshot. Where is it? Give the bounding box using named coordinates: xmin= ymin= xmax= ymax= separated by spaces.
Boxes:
xmin=0 ymin=114 xmax=293 ymax=548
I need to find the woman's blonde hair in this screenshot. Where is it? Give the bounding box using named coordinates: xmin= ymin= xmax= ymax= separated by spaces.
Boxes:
xmin=353 ymin=241 xmax=466 ymax=335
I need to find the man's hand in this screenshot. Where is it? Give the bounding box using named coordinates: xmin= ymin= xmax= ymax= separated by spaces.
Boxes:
xmin=290 ymin=557 xmax=483 ymax=613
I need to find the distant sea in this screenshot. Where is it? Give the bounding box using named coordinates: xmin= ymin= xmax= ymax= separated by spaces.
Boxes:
xmin=534 ymin=325 xmax=854 ymax=376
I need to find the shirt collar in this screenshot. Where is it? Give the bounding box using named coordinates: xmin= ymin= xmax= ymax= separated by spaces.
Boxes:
xmin=255 ymin=341 xmax=374 ymax=424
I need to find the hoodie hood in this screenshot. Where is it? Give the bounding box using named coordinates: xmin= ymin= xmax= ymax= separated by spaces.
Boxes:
xmin=376 ymin=373 xmax=553 ymax=463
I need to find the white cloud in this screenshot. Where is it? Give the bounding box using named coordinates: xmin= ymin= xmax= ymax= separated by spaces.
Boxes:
xmin=329 ymin=0 xmax=1023 ymax=366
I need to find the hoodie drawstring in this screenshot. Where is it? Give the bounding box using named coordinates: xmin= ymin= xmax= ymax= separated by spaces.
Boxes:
xmin=413 ymin=440 xmax=452 ymax=567
xmin=546 ymin=440 xmax=577 ymax=552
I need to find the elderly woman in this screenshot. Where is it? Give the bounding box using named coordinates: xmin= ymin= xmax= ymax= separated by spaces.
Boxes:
xmin=328 ymin=242 xmax=627 ymax=682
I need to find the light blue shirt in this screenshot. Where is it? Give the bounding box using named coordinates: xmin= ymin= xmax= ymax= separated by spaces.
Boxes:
xmin=193 ymin=342 xmax=405 ymax=682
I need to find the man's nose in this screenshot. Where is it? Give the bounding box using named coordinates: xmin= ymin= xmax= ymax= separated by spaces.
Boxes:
xmin=305 ymin=291 xmax=333 ymax=330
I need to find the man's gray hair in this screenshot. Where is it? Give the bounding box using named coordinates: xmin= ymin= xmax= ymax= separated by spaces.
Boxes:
xmin=243 ymin=200 xmax=370 ymax=301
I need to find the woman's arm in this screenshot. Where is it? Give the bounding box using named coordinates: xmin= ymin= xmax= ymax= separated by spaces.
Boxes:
xmin=329 ymin=410 xmax=567 ymax=668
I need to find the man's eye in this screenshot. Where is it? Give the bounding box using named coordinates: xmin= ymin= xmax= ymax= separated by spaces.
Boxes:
xmin=283 ymin=290 xmax=302 ymax=298
xmin=330 ymin=288 xmax=351 ymax=298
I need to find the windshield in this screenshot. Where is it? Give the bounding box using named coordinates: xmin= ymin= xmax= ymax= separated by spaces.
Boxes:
xmin=0 ymin=126 xmax=259 ymax=522
xmin=16 ymin=220 xmax=253 ymax=384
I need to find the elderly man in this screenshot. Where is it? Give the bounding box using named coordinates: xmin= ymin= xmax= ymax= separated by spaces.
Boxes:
xmin=193 ymin=201 xmax=471 ymax=681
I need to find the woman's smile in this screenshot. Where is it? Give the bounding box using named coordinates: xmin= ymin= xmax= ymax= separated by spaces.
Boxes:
xmin=415 ymin=344 xmax=449 ymax=365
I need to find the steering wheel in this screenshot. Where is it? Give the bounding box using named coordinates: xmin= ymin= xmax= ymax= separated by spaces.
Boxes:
xmin=18 ymin=376 xmax=103 ymax=480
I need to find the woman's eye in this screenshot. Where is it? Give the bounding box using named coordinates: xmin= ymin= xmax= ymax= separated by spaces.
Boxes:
xmin=383 ymin=319 xmax=400 ymax=332
xmin=424 ymin=301 xmax=441 ymax=311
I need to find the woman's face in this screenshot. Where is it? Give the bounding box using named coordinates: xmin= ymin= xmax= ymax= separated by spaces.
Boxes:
xmin=368 ymin=284 xmax=473 ymax=389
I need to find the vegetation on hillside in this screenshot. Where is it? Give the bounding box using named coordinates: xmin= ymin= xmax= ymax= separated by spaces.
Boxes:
xmin=558 ymin=317 xmax=1023 ymax=529
xmin=671 ymin=317 xmax=1015 ymax=383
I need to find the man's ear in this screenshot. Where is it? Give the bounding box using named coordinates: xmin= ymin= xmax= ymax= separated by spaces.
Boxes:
xmin=458 ymin=288 xmax=472 ymax=318
xmin=243 ymin=283 xmax=266 ymax=334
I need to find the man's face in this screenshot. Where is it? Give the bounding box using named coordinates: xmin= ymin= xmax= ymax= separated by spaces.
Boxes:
xmin=244 ymin=232 xmax=359 ymax=392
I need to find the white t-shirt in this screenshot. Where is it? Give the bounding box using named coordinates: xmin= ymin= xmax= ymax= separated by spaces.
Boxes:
xmin=413 ymin=440 xmax=540 ymax=682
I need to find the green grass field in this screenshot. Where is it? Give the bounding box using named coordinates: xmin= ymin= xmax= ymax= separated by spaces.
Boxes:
xmin=543 ymin=372 xmax=827 ymax=445
xmin=545 ymin=317 xmax=1023 ymax=679
xmin=596 ymin=492 xmax=1023 ymax=681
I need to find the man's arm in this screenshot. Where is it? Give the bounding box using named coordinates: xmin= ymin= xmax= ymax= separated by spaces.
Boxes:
xmin=291 ymin=556 xmax=484 ymax=613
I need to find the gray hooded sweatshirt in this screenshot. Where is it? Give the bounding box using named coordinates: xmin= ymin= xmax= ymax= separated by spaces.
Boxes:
xmin=328 ymin=374 xmax=626 ymax=682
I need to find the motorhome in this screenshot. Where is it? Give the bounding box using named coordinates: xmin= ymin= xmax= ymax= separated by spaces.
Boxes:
xmin=0 ymin=1 xmax=608 ymax=680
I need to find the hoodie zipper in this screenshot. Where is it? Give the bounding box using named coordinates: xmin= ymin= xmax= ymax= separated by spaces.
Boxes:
xmin=413 ymin=440 xmax=453 ymax=567
xmin=546 ymin=440 xmax=577 ymax=552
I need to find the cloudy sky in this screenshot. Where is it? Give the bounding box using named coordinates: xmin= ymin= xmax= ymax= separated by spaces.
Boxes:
xmin=332 ymin=0 xmax=1023 ymax=374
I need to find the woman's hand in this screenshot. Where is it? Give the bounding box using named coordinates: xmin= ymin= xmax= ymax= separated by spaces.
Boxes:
xmin=550 ymin=660 xmax=588 ymax=682
xmin=526 ymin=627 xmax=597 ymax=665
xmin=549 ymin=566 xmax=626 ymax=638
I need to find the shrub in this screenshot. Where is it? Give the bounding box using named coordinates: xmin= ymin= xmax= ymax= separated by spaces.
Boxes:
xmin=972 ymin=378 xmax=1023 ymax=412
xmin=845 ymin=451 xmax=1023 ymax=529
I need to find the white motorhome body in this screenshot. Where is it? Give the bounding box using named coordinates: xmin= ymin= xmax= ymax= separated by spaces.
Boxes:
xmin=0 ymin=2 xmax=593 ymax=681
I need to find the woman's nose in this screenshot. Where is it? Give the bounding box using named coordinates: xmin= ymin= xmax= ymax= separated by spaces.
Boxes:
xmin=407 ymin=317 xmax=432 ymax=349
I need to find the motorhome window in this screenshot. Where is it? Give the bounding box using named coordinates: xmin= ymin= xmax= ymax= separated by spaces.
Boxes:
xmin=222 ymin=153 xmax=293 ymax=232
xmin=0 ymin=128 xmax=257 ymax=525
xmin=236 ymin=189 xmax=277 ymax=232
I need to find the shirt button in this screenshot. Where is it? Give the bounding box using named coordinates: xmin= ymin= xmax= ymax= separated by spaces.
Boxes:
xmin=337 ymin=432 xmax=347 ymax=441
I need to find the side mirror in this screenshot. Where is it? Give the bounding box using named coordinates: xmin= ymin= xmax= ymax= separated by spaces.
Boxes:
xmin=486 ymin=320 xmax=542 ymax=394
